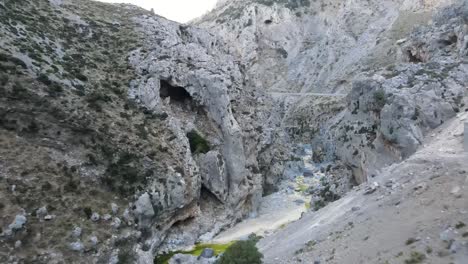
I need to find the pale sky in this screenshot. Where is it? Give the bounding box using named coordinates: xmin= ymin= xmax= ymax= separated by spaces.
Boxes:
xmin=97 ymin=0 xmax=217 ymax=23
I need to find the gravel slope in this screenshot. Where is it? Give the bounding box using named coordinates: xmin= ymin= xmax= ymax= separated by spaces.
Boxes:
xmin=258 ymin=112 xmax=468 ymax=264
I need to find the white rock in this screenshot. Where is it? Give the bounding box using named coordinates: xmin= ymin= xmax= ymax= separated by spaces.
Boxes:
xmin=440 ymin=228 xmax=455 ymax=242
xmin=396 ymin=38 xmax=407 ymax=45
xmin=111 ymin=217 xmax=122 ymax=229
xmin=133 ymin=192 xmax=155 ymax=228
xmin=14 ymin=240 xmax=22 ymax=248
xmin=111 ymin=203 xmax=119 ymax=215
xmin=91 ymin=212 xmax=100 ymax=222
xmin=72 ymin=227 xmax=82 ymax=238
xmin=89 ymin=236 xmax=98 ymax=247
xmin=69 ymin=241 xmax=84 ymax=252
xmin=451 ymin=186 xmax=462 ymax=198
xmin=103 ymin=214 xmax=112 ymax=221
xmin=36 ymin=206 xmax=48 ymax=218
xmin=44 ymin=215 xmax=55 ymax=221
xmin=8 ymin=214 xmax=27 ymax=231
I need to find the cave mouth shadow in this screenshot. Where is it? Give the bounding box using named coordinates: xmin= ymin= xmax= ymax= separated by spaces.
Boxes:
xmin=160 ymin=79 xmax=193 ymax=103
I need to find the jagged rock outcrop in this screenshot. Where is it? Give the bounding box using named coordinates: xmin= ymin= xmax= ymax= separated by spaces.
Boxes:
xmin=198 ymin=0 xmax=467 ymax=185
xmin=311 ymin=1 xmax=468 ymax=183
xmin=196 ymin=0 xmax=453 ymax=93
xmin=0 ymin=0 xmax=278 ymax=263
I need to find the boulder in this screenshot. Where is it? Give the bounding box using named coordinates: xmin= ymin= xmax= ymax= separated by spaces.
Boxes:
xmin=197 ymin=151 xmax=228 ymax=202
xmin=133 ymin=192 xmax=155 ymax=228
xmin=200 ymin=248 xmax=215 ymax=259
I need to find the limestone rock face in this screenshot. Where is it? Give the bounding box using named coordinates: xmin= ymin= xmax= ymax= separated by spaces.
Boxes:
xmin=1 ymin=0 xmax=467 ymax=263
xmin=134 ymin=192 xmax=156 ymax=228
xmin=196 ymin=0 xmax=452 ymax=94
xmin=310 ymin=1 xmax=468 ymax=183
xmin=0 ymin=0 xmax=275 ymax=263
xmin=197 ymin=151 xmax=229 ymax=202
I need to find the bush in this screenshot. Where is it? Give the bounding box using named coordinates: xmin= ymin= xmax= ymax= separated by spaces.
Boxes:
xmin=216 ymin=240 xmax=263 ymax=264
xmin=12 ymin=80 xmax=29 ymax=98
xmin=83 ymin=207 xmax=92 ymax=218
xmin=0 ymin=73 xmax=9 ymax=85
xmin=373 ymin=90 xmax=386 ymax=108
xmin=117 ymin=248 xmax=135 ymax=264
xmin=47 ymin=82 xmax=64 ymax=97
xmin=404 ymin=251 xmax=426 ymax=264
xmin=0 ymin=53 xmax=27 ymax=69
xmin=187 ymin=130 xmax=210 ymax=154
xmin=37 ymin=73 xmax=52 ymax=85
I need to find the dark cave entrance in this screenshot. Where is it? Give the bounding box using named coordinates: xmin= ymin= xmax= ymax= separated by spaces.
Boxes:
xmin=160 ymin=79 xmax=193 ymax=103
xmin=406 ymin=50 xmax=422 ymax=63
xmin=199 ymin=184 xmax=224 ymax=209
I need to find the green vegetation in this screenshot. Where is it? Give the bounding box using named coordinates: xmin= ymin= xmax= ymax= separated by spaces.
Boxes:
xmin=216 ymin=6 xmax=244 ymax=23
xmin=455 ymin=221 xmax=466 ymax=229
xmin=83 ymin=207 xmax=93 ymax=219
xmin=118 ymin=248 xmax=136 ymax=264
xmin=405 ymin=237 xmax=417 ymax=245
xmin=373 ymin=90 xmax=387 ymax=108
xmin=217 ymin=239 xmax=263 ymax=264
xmin=104 ymin=151 xmax=147 ymax=195
xmin=0 ymin=73 xmax=9 ymax=85
xmin=187 ymin=130 xmax=211 ymax=154
xmin=11 ymin=80 xmax=29 ymax=99
xmin=86 ymin=90 xmax=112 ymax=111
xmin=0 ymin=53 xmax=27 ymax=69
xmin=313 ymin=199 xmax=326 ymax=211
xmin=404 ymin=251 xmax=426 ymax=264
xmin=425 ymin=246 xmax=432 ymax=254
xmin=154 ymin=242 xmax=235 ymax=264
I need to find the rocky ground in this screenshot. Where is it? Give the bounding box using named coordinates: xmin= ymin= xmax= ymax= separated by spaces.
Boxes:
xmin=258 ymin=112 xmax=468 ymax=264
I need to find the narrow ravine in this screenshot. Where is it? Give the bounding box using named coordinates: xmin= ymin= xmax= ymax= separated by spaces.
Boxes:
xmin=211 ymin=145 xmax=339 ymax=243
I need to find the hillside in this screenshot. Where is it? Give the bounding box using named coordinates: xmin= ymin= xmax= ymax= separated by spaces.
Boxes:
xmin=0 ymin=0 xmax=467 ymax=263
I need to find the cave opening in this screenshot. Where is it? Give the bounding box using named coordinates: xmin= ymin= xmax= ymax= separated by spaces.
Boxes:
xmin=406 ymin=50 xmax=422 ymax=63
xmin=160 ymin=79 xmax=193 ymax=103
xmin=200 ymin=185 xmax=223 ymax=206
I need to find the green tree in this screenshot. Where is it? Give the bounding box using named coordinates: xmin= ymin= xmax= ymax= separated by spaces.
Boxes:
xmin=216 ymin=239 xmax=263 ymax=264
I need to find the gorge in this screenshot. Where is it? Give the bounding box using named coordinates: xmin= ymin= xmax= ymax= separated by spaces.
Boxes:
xmin=0 ymin=0 xmax=467 ymax=263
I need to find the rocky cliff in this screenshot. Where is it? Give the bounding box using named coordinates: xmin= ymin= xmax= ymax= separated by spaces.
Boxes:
xmin=0 ymin=0 xmax=467 ymax=263
xmin=195 ymin=0 xmax=451 ymax=93
xmin=0 ymin=0 xmax=281 ymax=263
xmin=197 ymin=0 xmax=467 ymax=185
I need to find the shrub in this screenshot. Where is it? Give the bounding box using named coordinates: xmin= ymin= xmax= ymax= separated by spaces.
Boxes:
xmin=187 ymin=130 xmax=210 ymax=154
xmin=0 ymin=73 xmax=9 ymax=85
xmin=83 ymin=207 xmax=93 ymax=218
xmin=47 ymin=82 xmax=64 ymax=97
xmin=373 ymin=90 xmax=386 ymax=108
xmin=404 ymin=251 xmax=425 ymax=264
xmin=216 ymin=239 xmax=263 ymax=264
xmin=118 ymin=248 xmax=135 ymax=264
xmin=12 ymin=80 xmax=29 ymax=98
xmin=37 ymin=73 xmax=52 ymax=85
xmin=0 ymin=53 xmax=27 ymax=69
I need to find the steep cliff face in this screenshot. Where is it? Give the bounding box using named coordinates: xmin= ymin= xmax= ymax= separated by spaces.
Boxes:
xmin=0 ymin=0 xmax=278 ymax=263
xmin=198 ymin=0 xmax=467 ymax=185
xmin=1 ymin=0 xmax=467 ymax=263
xmin=196 ymin=0 xmax=452 ymax=93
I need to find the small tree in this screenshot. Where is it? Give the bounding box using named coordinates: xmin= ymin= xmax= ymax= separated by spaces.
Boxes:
xmin=216 ymin=239 xmax=263 ymax=264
